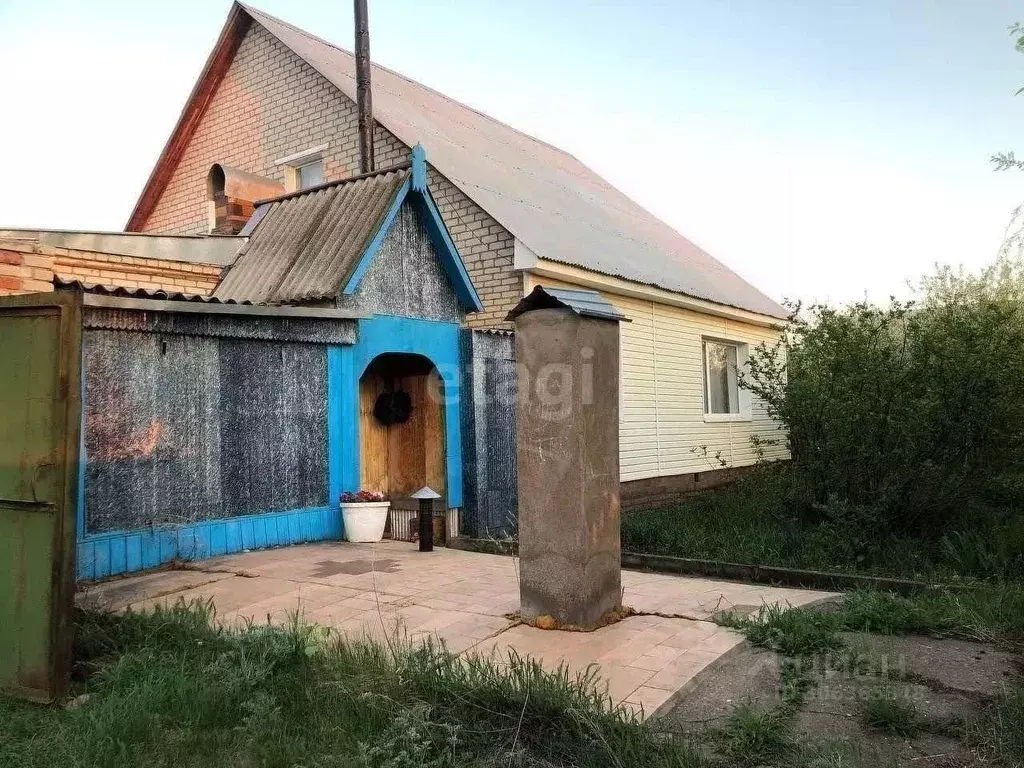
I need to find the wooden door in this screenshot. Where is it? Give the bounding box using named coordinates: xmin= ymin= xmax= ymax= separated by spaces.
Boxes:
xmin=359 ymin=367 xmax=445 ymax=500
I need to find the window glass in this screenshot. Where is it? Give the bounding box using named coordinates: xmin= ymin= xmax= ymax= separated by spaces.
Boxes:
xmin=297 ymin=160 xmax=324 ymax=190
xmin=704 ymin=341 xmax=739 ymax=414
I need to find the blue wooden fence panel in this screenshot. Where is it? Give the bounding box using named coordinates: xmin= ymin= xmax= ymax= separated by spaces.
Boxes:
xmin=77 ymin=505 xmax=338 ymax=581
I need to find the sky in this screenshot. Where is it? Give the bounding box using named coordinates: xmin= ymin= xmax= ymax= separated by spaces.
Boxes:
xmin=0 ymin=0 xmax=1021 ymax=306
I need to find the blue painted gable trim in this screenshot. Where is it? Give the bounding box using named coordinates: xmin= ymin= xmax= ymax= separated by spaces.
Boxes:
xmin=342 ymin=146 xmax=484 ymax=313
xmin=412 ymin=191 xmax=484 ymax=312
xmin=411 ymin=142 xmax=428 ymax=192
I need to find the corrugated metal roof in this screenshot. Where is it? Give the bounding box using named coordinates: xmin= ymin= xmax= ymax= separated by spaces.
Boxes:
xmin=214 ymin=166 xmax=410 ymax=304
xmin=507 ymin=286 xmax=629 ymax=322
xmin=55 ymin=278 xmax=254 ymax=304
xmin=57 ymin=278 xmax=366 ymax=319
xmin=240 ymin=4 xmax=788 ymax=320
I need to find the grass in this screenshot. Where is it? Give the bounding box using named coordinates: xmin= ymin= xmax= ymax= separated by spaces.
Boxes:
xmin=621 ymin=464 xmax=1023 ymax=583
xmin=839 ymin=586 xmax=1024 ymax=643
xmin=717 ymin=704 xmax=793 ymax=765
xmin=778 ymin=658 xmax=815 ymax=711
xmin=966 ymin=686 xmax=1024 ymax=765
xmin=718 ymin=584 xmax=1024 ymax=652
xmin=716 ymin=591 xmax=1024 ymax=766
xmin=0 ymin=601 xmax=701 ymax=768
xmin=716 ymin=603 xmax=844 ymax=658
xmin=860 ymin=690 xmax=921 ymax=737
xmin=17 ymin=591 xmax=1015 ymax=768
xmin=710 ymin=606 xmax=828 ymax=765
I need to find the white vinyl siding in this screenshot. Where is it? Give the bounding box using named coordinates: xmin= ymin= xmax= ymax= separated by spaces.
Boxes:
xmin=618 ymin=294 xmax=660 ymax=479
xmin=530 ymin=275 xmax=788 ymax=481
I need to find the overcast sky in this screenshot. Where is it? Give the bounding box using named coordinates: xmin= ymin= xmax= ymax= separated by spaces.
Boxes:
xmin=1 ymin=0 xmax=1021 ymax=306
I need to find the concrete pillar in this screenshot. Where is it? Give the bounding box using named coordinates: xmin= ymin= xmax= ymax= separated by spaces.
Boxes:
xmin=508 ymin=287 xmax=626 ymax=629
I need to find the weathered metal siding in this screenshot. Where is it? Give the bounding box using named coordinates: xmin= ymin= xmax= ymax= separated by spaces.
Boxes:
xmin=460 ymin=329 xmax=517 ymax=537
xmin=82 ymin=323 xmax=330 ymax=534
xmin=218 ymin=339 xmax=327 ymax=517
xmin=83 ymin=307 xmax=357 ymax=344
xmin=341 ymin=202 xmax=462 ymax=322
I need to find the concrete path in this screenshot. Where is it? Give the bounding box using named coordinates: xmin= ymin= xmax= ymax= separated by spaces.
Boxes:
xmin=77 ymin=541 xmax=836 ymax=718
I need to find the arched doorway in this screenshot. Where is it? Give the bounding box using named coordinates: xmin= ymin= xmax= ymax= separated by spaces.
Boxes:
xmin=358 ymin=353 xmax=446 ymax=506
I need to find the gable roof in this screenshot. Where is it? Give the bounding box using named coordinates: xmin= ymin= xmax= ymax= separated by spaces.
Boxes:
xmin=128 ymin=2 xmax=787 ymax=320
xmin=215 ymin=166 xmax=409 ymax=303
xmin=213 ymin=149 xmax=483 ymax=309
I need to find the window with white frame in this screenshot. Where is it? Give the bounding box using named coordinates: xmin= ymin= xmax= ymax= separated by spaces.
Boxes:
xmin=702 ymin=339 xmax=745 ymax=416
xmin=296 ymin=159 xmax=324 ymax=190
xmin=276 ymin=144 xmax=328 ymax=192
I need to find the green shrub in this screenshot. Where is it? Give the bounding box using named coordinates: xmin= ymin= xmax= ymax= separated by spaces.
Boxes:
xmin=744 ymin=291 xmax=1024 ymax=538
xmin=621 ymin=463 xmax=952 ymax=579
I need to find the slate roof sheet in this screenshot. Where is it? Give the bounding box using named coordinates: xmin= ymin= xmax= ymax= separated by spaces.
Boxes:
xmin=213 ymin=166 xmax=410 ymax=304
xmin=55 ymin=277 xmax=253 ymax=305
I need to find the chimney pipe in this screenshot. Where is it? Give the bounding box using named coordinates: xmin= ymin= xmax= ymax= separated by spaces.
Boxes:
xmin=354 ymin=0 xmax=374 ymax=174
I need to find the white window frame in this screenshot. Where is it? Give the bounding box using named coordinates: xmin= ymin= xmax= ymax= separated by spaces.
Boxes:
xmin=701 ymin=337 xmax=752 ymax=422
xmin=275 ymin=144 xmax=329 ymax=192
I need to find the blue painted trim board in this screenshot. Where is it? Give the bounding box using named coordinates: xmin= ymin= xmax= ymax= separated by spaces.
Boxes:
xmin=411 ymin=143 xmax=428 ymax=192
xmin=77 ymin=505 xmax=338 ymax=581
xmin=412 ymin=192 xmax=484 ymax=312
xmin=334 ymin=314 xmax=465 ymax=507
xmin=342 ymin=145 xmax=483 ymax=313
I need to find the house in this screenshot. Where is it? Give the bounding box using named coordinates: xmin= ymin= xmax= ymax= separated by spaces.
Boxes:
xmin=0 ymin=3 xmax=790 ymax=579
xmin=123 ymin=3 xmax=790 ymax=508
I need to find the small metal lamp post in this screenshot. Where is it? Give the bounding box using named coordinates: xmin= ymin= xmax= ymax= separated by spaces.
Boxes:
xmin=411 ymin=486 xmax=441 ymax=552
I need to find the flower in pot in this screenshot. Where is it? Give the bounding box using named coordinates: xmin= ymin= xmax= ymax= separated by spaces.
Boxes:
xmin=339 ymin=490 xmax=390 ymax=543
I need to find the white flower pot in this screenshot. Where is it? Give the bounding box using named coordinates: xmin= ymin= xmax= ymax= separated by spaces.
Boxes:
xmin=341 ymin=501 xmax=391 ymax=543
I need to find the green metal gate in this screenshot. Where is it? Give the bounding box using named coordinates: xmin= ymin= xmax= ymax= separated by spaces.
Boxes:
xmin=0 ymin=292 xmax=81 ymax=701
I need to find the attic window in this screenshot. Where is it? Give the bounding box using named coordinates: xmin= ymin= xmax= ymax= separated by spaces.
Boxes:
xmin=276 ymin=144 xmax=329 ymax=192
xmin=297 ymin=160 xmax=324 ymax=190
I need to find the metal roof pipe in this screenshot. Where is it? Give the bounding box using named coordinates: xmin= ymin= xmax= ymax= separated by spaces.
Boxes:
xmin=354 ymin=0 xmax=374 ymax=174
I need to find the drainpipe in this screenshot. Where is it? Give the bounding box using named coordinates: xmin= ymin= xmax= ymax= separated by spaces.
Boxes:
xmin=354 ymin=0 xmax=375 ymax=174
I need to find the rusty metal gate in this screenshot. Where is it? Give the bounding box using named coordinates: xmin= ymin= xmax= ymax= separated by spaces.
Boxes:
xmin=0 ymin=292 xmax=81 ymax=701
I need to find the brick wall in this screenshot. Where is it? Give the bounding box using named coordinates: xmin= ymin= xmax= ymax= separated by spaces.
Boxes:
xmin=0 ymin=241 xmax=55 ymax=296
xmin=139 ymin=22 xmax=518 ymax=329
xmin=54 ymin=251 xmax=221 ymax=294
xmin=0 ymin=239 xmax=221 ymax=297
xmin=620 ymin=465 xmax=756 ymax=511
xmin=427 ymin=169 xmax=519 ymax=329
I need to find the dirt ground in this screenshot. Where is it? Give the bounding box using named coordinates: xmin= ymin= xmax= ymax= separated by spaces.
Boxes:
xmin=660 ymin=632 xmax=1021 ymax=767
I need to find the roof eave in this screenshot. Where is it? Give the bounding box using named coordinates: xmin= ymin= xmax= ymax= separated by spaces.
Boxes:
xmin=124 ymin=2 xmax=251 ymax=232
xmin=527 ymin=258 xmax=790 ymax=327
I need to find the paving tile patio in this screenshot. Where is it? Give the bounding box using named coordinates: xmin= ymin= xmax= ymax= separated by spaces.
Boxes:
xmin=77 ymin=541 xmax=836 ymax=718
